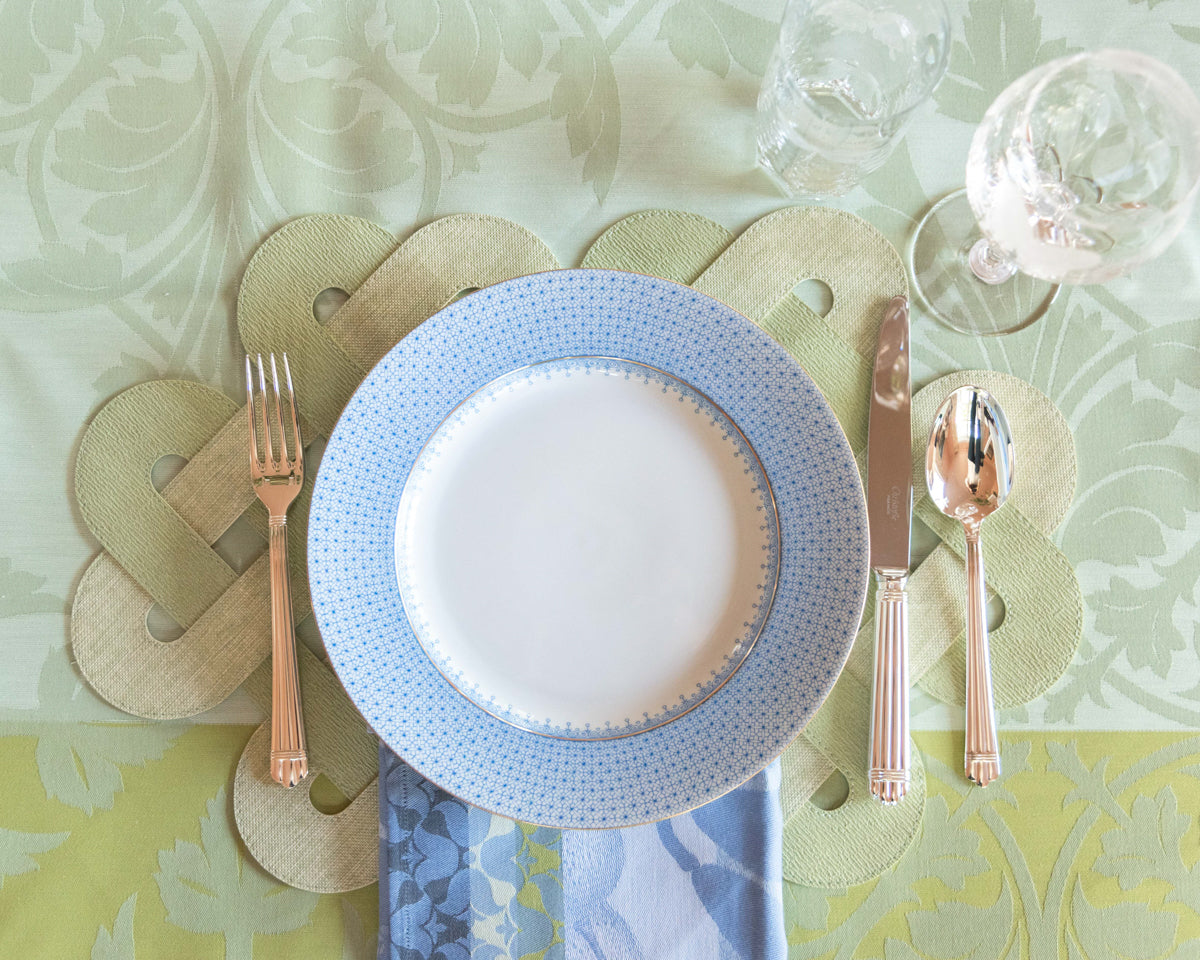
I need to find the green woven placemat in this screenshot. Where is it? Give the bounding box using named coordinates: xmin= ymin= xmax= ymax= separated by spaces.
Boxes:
xmin=70 ymin=209 xmax=1081 ymax=891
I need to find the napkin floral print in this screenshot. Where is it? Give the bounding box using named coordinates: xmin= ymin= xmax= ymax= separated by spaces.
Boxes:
xmin=561 ymin=763 xmax=784 ymax=960
xmin=379 ymin=748 xmax=564 ymax=960
xmin=380 ymin=747 xmax=783 ymax=960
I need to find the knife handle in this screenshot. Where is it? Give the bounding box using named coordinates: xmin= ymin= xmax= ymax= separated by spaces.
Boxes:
xmin=868 ymin=571 xmax=910 ymax=803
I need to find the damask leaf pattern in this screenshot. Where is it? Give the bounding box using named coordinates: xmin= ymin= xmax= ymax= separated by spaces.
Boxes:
xmin=549 ymin=34 xmax=620 ymax=200
xmin=657 ymin=0 xmax=777 ymax=78
xmin=656 ymin=0 xmax=777 ymax=78
xmin=1095 ymin=788 xmax=1188 ymax=893
xmin=906 ymin=881 xmax=1015 ymax=960
xmin=3 ymin=239 xmax=124 ymax=306
xmin=934 ymin=0 xmax=1080 ymax=122
xmin=91 ymin=893 xmax=137 ymax=960
xmin=155 ymin=787 xmax=319 ymax=960
xmin=92 ymin=0 xmax=185 ymax=69
xmin=1053 ymin=369 xmax=1200 ymax=707
xmin=1066 ymin=879 xmax=1177 ymax=960
xmin=1133 ymin=320 xmax=1200 ymax=394
xmin=0 ymin=825 xmax=69 ymax=888
xmin=884 ymin=941 xmax=924 ymax=960
xmin=389 ymin=0 xmax=440 ymax=54
xmin=285 ymin=0 xmax=381 ymax=69
xmin=0 ymin=0 xmax=82 ymax=104
xmin=1045 ymin=742 xmax=1123 ymax=822
xmin=1094 ymin=576 xmax=1187 ymax=678
xmin=914 ymin=794 xmax=989 ymax=891
xmin=255 ymin=68 xmax=417 ymax=217
xmin=34 ymin=722 xmax=182 ymax=814
xmin=1067 ymin=385 xmax=1196 ymax=562
xmin=0 ymin=557 xmax=64 ymax=617
xmin=1173 ymin=24 xmax=1200 ymax=43
xmin=53 ymin=67 xmax=211 ymax=250
xmin=782 ymin=881 xmax=839 ymax=932
xmin=789 ymin=736 xmax=1200 ymax=954
xmin=413 ymin=0 xmax=557 ymax=105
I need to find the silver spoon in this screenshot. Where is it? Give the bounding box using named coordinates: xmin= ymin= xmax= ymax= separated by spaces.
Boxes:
xmin=926 ymin=386 xmax=1014 ymax=787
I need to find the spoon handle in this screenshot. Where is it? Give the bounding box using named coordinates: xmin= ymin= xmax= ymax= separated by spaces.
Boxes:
xmin=869 ymin=572 xmax=910 ymax=803
xmin=963 ymin=526 xmax=1001 ymax=786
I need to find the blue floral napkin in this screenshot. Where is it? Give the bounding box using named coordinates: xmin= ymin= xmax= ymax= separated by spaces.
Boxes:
xmin=379 ymin=747 xmax=784 ymax=960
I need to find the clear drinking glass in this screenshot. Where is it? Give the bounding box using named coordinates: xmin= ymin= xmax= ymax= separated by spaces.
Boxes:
xmin=910 ymin=49 xmax=1200 ymax=336
xmin=756 ymin=0 xmax=951 ymax=197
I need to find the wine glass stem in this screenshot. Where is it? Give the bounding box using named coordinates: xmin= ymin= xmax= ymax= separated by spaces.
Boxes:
xmin=968 ymin=239 xmax=1019 ymax=285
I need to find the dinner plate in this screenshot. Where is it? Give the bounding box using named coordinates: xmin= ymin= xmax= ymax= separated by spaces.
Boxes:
xmin=309 ymin=269 xmax=868 ymax=827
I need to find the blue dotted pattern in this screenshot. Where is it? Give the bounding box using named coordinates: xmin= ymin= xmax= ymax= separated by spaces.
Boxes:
xmin=309 ymin=269 xmax=868 ymax=828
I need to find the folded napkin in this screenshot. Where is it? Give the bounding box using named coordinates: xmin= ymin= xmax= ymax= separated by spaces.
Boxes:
xmin=379 ymin=747 xmax=784 ymax=960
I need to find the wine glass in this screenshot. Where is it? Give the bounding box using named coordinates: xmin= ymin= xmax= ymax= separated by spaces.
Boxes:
xmin=909 ymin=49 xmax=1200 ymax=336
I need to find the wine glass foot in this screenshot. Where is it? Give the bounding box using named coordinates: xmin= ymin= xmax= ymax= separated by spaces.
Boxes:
xmin=908 ymin=189 xmax=1060 ymax=336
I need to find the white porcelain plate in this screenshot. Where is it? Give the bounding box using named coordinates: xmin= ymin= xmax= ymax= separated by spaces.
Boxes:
xmin=309 ymin=269 xmax=868 ymax=827
xmin=396 ymin=356 xmax=780 ymax=740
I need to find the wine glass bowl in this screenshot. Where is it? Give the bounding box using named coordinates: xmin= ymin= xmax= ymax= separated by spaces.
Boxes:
xmin=911 ymin=49 xmax=1200 ymax=335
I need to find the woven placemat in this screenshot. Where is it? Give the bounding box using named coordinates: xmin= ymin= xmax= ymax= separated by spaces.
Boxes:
xmin=71 ymin=208 xmax=1081 ymax=891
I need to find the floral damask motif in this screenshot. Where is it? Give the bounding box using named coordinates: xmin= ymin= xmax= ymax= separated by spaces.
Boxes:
xmin=0 ymin=825 xmax=69 ymax=890
xmin=0 ymin=557 xmax=64 ymax=617
xmin=0 ymin=652 xmax=186 ymax=812
xmin=656 ymin=0 xmax=776 ymax=78
xmin=90 ymin=893 xmax=137 ymax=960
xmin=933 ymin=0 xmax=1081 ymax=123
xmin=381 ymin=749 xmax=563 ymax=960
xmin=548 ymin=32 xmax=620 ymax=200
xmin=396 ymin=0 xmax=558 ymax=106
xmin=3 ymin=0 xmax=710 ymax=397
xmin=0 ymin=0 xmax=784 ymax=398
xmin=786 ymin=735 xmax=1200 ymax=958
xmin=156 ymin=787 xmax=319 ymax=960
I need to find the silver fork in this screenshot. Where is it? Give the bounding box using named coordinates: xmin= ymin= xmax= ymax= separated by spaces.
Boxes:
xmin=245 ymin=352 xmax=309 ymax=788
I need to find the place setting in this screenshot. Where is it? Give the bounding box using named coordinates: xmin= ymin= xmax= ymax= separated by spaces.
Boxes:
xmin=5 ymin=0 xmax=1200 ymax=957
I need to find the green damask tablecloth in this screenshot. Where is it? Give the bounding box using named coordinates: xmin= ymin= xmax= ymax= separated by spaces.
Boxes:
xmin=3 ymin=0 xmax=1199 ymax=957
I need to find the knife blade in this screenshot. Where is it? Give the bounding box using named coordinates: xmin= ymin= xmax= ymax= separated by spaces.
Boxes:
xmin=867 ymin=295 xmax=912 ymax=804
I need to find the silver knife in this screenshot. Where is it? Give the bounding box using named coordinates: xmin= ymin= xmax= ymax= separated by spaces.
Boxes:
xmin=867 ymin=295 xmax=913 ymax=804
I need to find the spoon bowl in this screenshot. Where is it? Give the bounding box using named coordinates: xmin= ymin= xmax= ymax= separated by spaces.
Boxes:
xmin=926 ymin=386 xmax=1015 ymax=787
xmin=926 ymin=387 xmax=1014 ymax=529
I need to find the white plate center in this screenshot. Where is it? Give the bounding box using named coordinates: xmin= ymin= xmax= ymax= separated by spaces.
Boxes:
xmin=395 ymin=358 xmax=778 ymax=738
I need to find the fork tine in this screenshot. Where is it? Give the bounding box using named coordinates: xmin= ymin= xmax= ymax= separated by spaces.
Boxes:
xmin=245 ymin=355 xmax=259 ymax=464
xmin=257 ymin=354 xmax=275 ymax=465
xmin=269 ymin=354 xmax=289 ymax=465
xmin=282 ymin=353 xmax=303 ymax=468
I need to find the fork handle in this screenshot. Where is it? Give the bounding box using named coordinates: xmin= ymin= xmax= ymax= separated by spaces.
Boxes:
xmin=268 ymin=515 xmax=308 ymax=787
xmin=868 ymin=571 xmax=910 ymax=803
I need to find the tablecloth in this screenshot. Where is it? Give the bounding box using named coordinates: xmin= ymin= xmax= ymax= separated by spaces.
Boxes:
xmin=2 ymin=0 xmax=1199 ymax=956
